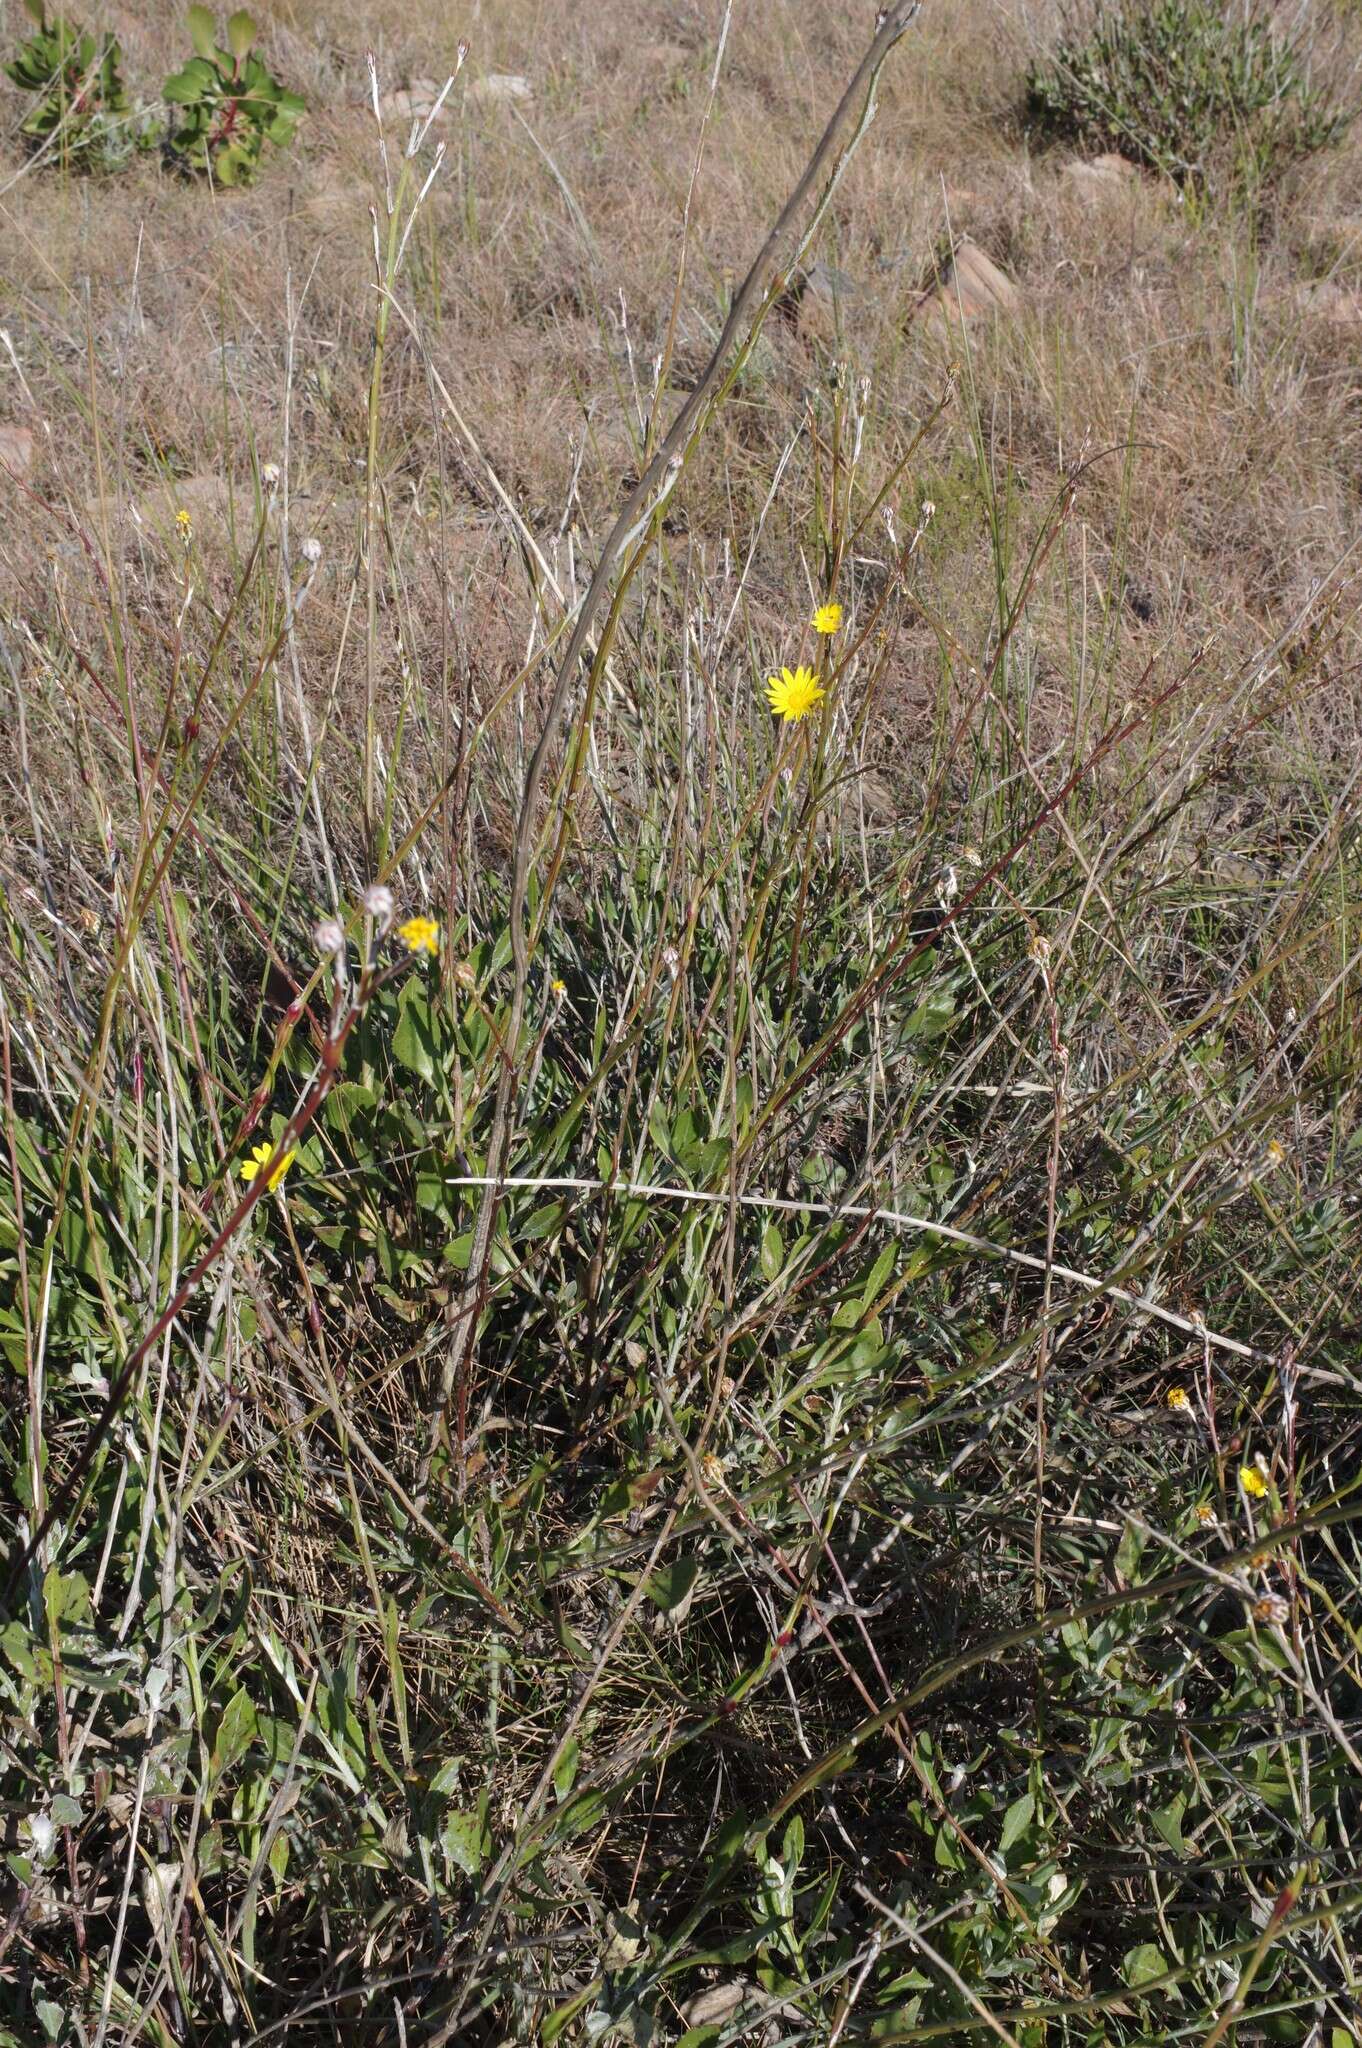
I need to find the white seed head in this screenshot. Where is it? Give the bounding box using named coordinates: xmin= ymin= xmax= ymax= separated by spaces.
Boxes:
xmin=27 ymin=1812 xmax=56 ymax=1862
xmin=314 ymin=918 xmax=346 ymax=958
xmin=362 ymin=883 xmax=394 ymax=924
xmin=261 ymin=462 xmax=281 ymax=490
xmin=300 ymin=536 xmax=323 ymax=565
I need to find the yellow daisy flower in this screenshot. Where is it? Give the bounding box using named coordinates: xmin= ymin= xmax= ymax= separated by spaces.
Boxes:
xmin=240 ymin=1140 xmax=295 ymax=1193
xmin=1195 ymin=1501 xmax=1215 ymax=1524
xmin=812 ymin=601 xmax=843 ymax=635
xmin=1239 ymin=1463 xmax=1270 ymax=1500
xmin=1165 ymin=1386 xmax=1190 ymax=1412
xmin=398 ymin=915 xmax=440 ymax=957
xmin=175 ymin=507 xmax=193 ymax=542
xmin=765 ymin=665 xmax=825 ymax=723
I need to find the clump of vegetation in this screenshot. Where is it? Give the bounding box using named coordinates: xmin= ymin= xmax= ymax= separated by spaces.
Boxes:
xmin=3 ymin=0 xmax=141 ymax=170
xmin=2 ymin=2 xmax=305 ymax=184
xmin=3 ymin=3 xmax=1362 ymax=2043
xmin=164 ymin=7 xmax=306 ymax=186
xmin=1026 ymin=0 xmax=1349 ymax=191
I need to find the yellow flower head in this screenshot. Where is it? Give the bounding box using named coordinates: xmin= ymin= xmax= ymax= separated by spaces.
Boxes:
xmin=1239 ymin=1463 xmax=1270 ymax=1500
xmin=765 ymin=665 xmax=825 ymax=723
xmin=812 ymin=601 xmax=843 ymax=635
xmin=240 ymin=1140 xmax=295 ymax=1193
xmin=1195 ymin=1501 xmax=1215 ymax=1524
xmin=550 ymin=977 xmax=567 ymax=997
xmin=398 ymin=915 xmax=440 ymax=957
xmin=1165 ymin=1385 xmax=1190 ymax=1412
xmin=175 ymin=507 xmax=193 ymax=542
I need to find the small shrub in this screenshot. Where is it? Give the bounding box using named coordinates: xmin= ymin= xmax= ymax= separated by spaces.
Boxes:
xmin=163 ymin=6 xmax=305 ymax=185
xmin=3 ymin=0 xmax=144 ymax=170
xmin=1025 ymin=0 xmax=1349 ymax=191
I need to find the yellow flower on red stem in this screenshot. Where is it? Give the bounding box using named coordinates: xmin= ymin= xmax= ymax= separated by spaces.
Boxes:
xmin=240 ymin=1141 xmax=295 ymax=1192
xmin=1165 ymin=1386 xmax=1190 ymax=1412
xmin=398 ymin=915 xmax=440 ymax=957
xmin=812 ymin=602 xmax=843 ymax=635
xmin=765 ymin=665 xmax=824 ymax=723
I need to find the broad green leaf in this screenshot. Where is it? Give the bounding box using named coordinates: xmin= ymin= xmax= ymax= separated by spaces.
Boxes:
xmin=226 ymin=9 xmax=256 ymax=59
xmin=1151 ymin=1794 xmax=1186 ymax=1855
xmin=442 ymin=1802 xmax=488 ymax=1877
xmin=759 ymin=1219 xmax=784 ymax=1282
xmin=164 ymin=58 xmax=215 ymax=101
xmin=552 ymin=1736 xmax=579 ymax=1800
xmin=186 ymin=5 xmax=217 ymax=59
xmin=1123 ymin=1942 xmax=1170 ymax=1990
xmin=645 ymin=1554 xmax=699 ymax=1613
xmin=211 ymin=1686 xmax=257 ymax=1779
xmin=999 ymin=1791 xmax=1035 ymax=1856
xmin=392 ymin=985 xmax=436 ymax=1082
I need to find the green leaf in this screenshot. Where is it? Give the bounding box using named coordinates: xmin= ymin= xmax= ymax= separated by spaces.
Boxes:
xmin=644 ymin=1554 xmax=699 ymax=1613
xmin=1115 ymin=1518 xmax=1144 ymax=1582
xmin=1151 ymin=1794 xmax=1186 ymax=1856
xmin=1123 ymin=1942 xmax=1170 ymax=1990
xmin=211 ymin=1686 xmax=257 ymax=1778
xmin=442 ymin=1800 xmax=489 ymax=1877
xmin=226 ymin=9 xmax=256 ymax=58
xmin=542 ymin=1983 xmax=599 ymax=2044
xmin=552 ymin=1737 xmax=579 ymax=1800
xmin=904 ymin=985 xmax=956 ymax=1039
xmin=998 ymin=1791 xmax=1035 ymax=1856
xmin=165 ymin=58 xmax=215 ymax=101
xmin=186 ymin=5 xmax=217 ymax=59
xmin=392 ymin=985 xmax=436 ymax=1083
xmin=759 ymin=1219 xmax=784 ymax=1282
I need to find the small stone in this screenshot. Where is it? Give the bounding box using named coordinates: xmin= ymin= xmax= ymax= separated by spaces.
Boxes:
xmin=1062 ymin=152 xmax=1138 ymax=202
xmin=915 ymin=237 xmax=1020 ymax=330
xmin=380 ymin=77 xmax=449 ymax=126
xmin=684 ymin=1982 xmax=750 ymax=2027
xmin=468 ymin=72 xmax=532 ymax=106
xmin=0 ymin=423 xmax=35 ymax=478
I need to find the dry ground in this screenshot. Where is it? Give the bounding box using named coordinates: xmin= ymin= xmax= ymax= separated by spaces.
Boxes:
xmin=6 ymin=0 xmax=1362 ymax=788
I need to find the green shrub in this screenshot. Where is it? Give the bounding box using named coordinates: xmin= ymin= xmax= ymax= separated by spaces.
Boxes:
xmin=163 ymin=6 xmax=305 ymax=185
xmin=3 ymin=1 xmax=145 ymax=170
xmin=1025 ymin=0 xmax=1348 ymax=191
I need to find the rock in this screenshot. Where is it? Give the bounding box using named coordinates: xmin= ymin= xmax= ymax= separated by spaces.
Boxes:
xmin=684 ymin=1982 xmax=750 ymax=2027
xmin=380 ymin=77 xmax=454 ymax=128
xmin=1294 ymin=279 xmax=1362 ymax=326
xmin=0 ymin=423 xmax=35 ymax=478
xmin=468 ymin=73 xmax=532 ymax=106
xmin=795 ymin=261 xmax=868 ymax=344
xmin=1062 ymin=152 xmax=1138 ymax=201
xmin=914 ymin=237 xmax=1020 ymax=330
